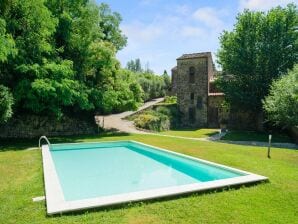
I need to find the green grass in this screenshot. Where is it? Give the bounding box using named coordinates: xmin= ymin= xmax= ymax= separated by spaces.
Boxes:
xmin=222 ymin=131 xmax=293 ymax=143
xmin=161 ymin=128 xmax=219 ymax=138
xmin=0 ymin=133 xmax=297 ymax=223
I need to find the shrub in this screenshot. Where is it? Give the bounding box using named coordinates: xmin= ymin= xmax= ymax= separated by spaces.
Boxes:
xmin=134 ymin=112 xmax=170 ymax=131
xmin=163 ymin=96 xmax=177 ymax=104
xmin=155 ymin=106 xmax=172 ymax=117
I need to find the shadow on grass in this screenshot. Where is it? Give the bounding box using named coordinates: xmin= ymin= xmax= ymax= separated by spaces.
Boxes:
xmin=162 ymin=128 xmax=218 ymax=137
xmin=0 ymin=131 xmax=131 ymax=152
xmin=47 ymin=180 xmax=269 ymax=218
xmin=221 ymin=131 xmax=293 ymax=143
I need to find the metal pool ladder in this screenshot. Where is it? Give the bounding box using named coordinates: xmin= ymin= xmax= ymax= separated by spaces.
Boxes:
xmin=39 ymin=136 xmax=51 ymax=149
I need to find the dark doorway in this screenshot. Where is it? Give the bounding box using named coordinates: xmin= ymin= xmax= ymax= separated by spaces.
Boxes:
xmin=208 ymin=107 xmax=219 ymax=128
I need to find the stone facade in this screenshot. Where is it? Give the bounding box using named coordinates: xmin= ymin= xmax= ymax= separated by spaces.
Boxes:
xmin=171 ymin=52 xmax=226 ymax=128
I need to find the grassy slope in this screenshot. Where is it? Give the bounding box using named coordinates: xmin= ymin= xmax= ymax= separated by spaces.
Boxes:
xmin=161 ymin=128 xmax=219 ymax=138
xmin=0 ymin=134 xmax=297 ymax=224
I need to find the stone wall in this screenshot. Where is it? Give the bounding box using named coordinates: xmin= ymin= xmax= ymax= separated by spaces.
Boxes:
xmin=228 ymin=110 xmax=262 ymax=131
xmin=170 ymin=67 xmax=178 ymax=95
xmin=176 ymin=57 xmax=209 ymax=127
xmin=207 ymin=95 xmax=226 ymax=128
xmin=0 ymin=115 xmax=97 ymax=138
xmin=289 ymin=126 xmax=298 ymax=144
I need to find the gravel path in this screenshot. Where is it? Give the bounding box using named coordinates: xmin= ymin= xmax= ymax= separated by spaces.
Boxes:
xmin=95 ymin=98 xmax=164 ymax=134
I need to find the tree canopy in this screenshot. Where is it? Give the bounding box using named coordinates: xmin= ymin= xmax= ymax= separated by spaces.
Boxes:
xmin=0 ymin=0 xmax=167 ymax=122
xmin=217 ymin=4 xmax=298 ymax=112
xmin=263 ymin=65 xmax=298 ymax=127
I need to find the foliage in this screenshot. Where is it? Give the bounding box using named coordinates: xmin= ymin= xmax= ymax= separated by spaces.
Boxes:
xmin=0 ymin=0 xmax=144 ymax=118
xmin=0 ymin=85 xmax=14 ymax=122
xmin=133 ymin=104 xmax=179 ymax=132
xmin=217 ymin=4 xmax=298 ymax=111
xmin=0 ymin=19 xmax=16 ymax=62
xmin=126 ymin=58 xmax=142 ymax=72
xmin=263 ymin=65 xmax=298 ymax=127
xmin=134 ymin=112 xmax=170 ymax=132
xmin=100 ymin=69 xmax=144 ymax=114
xmin=125 ymin=58 xmax=170 ymax=102
xmin=162 ymin=70 xmax=171 ymax=91
xmin=14 ymin=60 xmax=93 ymax=117
xmin=137 ymin=72 xmax=168 ymax=101
xmin=163 ymin=96 xmax=177 ymax=104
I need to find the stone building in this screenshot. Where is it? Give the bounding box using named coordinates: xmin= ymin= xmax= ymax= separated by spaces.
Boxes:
xmin=171 ymin=52 xmax=226 ymax=128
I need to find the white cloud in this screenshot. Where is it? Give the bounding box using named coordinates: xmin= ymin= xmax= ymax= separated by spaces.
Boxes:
xmin=193 ymin=7 xmax=225 ymax=30
xmin=139 ymin=0 xmax=159 ymax=6
xmin=121 ymin=22 xmax=164 ymax=44
xmin=174 ymin=4 xmax=191 ymax=15
xmin=181 ymin=26 xmax=206 ymax=38
xmin=239 ymin=0 xmax=293 ymax=11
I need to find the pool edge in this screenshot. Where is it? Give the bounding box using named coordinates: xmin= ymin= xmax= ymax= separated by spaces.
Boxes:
xmin=41 ymin=140 xmax=268 ymax=215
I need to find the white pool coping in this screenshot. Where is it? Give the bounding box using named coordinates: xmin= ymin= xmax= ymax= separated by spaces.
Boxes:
xmin=42 ymin=140 xmax=268 ymax=215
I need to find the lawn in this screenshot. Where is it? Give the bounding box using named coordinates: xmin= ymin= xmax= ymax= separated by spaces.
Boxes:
xmin=160 ymin=128 xmax=219 ymax=138
xmin=0 ymin=133 xmax=297 ymax=224
xmin=222 ymin=131 xmax=293 ymax=143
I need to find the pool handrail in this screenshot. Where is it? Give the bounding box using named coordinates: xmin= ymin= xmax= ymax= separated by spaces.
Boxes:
xmin=39 ymin=136 xmax=51 ymax=149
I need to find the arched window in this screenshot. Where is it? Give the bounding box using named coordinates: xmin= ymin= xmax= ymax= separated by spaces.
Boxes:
xmin=189 ymin=67 xmax=195 ymax=83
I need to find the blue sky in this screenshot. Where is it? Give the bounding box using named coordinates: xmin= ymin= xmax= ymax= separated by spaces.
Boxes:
xmin=96 ymin=0 xmax=293 ymax=74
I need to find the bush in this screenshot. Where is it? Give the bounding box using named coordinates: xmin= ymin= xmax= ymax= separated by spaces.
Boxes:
xmin=163 ymin=96 xmax=177 ymax=104
xmin=134 ymin=112 xmax=170 ymax=131
xmin=0 ymin=85 xmax=14 ymax=122
xmin=133 ymin=104 xmax=180 ymax=132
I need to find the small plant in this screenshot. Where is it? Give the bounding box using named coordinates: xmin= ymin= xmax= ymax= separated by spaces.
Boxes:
xmin=163 ymin=96 xmax=177 ymax=104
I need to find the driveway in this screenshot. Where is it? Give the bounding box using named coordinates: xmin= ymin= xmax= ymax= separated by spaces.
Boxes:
xmin=95 ymin=98 xmax=164 ymax=134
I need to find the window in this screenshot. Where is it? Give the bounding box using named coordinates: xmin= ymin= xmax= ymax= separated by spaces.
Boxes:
xmin=190 ymin=93 xmax=194 ymax=104
xmin=189 ymin=107 xmax=196 ymax=123
xmin=189 ymin=66 xmax=195 ymax=83
xmin=197 ymin=96 xmax=203 ymax=109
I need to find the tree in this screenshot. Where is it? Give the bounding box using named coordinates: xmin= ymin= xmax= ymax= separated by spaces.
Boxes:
xmin=126 ymin=58 xmax=143 ymax=72
xmin=135 ymin=58 xmax=142 ymax=72
xmin=0 ymin=0 xmax=141 ymax=118
xmin=162 ymin=70 xmax=171 ymax=90
xmin=98 ymin=3 xmax=127 ymax=51
xmin=0 ymin=85 xmax=13 ymax=122
xmin=0 ymin=19 xmax=16 ymax=63
xmin=217 ymin=4 xmax=298 ymax=112
xmin=263 ymin=65 xmax=298 ymax=127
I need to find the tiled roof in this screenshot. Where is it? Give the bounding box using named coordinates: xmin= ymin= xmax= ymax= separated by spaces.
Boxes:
xmin=177 ymin=52 xmax=211 ymax=60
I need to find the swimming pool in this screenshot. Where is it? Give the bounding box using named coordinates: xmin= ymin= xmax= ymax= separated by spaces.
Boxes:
xmin=42 ymin=140 xmax=267 ymax=214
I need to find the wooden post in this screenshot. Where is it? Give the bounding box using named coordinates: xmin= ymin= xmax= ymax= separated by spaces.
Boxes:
xmin=267 ymin=134 xmax=272 ymax=158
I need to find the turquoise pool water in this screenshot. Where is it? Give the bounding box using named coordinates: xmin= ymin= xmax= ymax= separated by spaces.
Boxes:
xmin=50 ymin=141 xmax=245 ymax=201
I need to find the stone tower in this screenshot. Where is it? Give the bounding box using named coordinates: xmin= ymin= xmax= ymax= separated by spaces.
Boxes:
xmin=171 ymin=52 xmax=217 ymax=127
